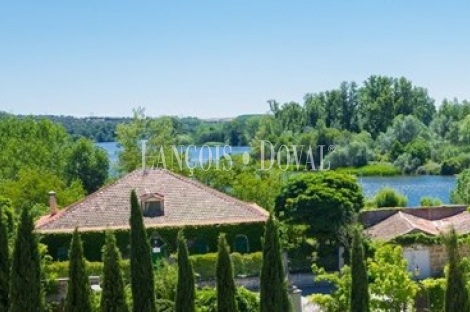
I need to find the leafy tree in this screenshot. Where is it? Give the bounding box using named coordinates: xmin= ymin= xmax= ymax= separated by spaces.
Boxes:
xmin=64 ymin=138 xmax=109 ymax=194
xmin=370 ymin=187 xmax=408 ymax=208
xmin=101 ymin=231 xmax=129 ymax=312
xmin=275 ymin=172 xmax=363 ymax=245
xmin=0 ymin=168 xmax=85 ymax=216
xmin=65 ymin=228 xmax=92 ymax=312
xmin=0 ymin=205 xmax=10 ymax=311
xmin=349 ymin=227 xmax=369 ymax=312
xmin=116 ymin=108 xmax=181 ymax=173
xmin=9 ymin=208 xmax=43 ymax=312
xmin=175 ymin=231 xmax=196 ymax=312
xmin=368 ymin=244 xmax=418 ymax=311
xmin=216 ymin=233 xmax=238 ymax=312
xmin=451 ymin=169 xmax=470 ymax=204
xmin=311 ymin=264 xmax=351 ymax=312
xmin=129 ymin=190 xmax=156 ymax=312
xmin=443 ymin=228 xmax=469 ymax=312
xmin=260 ymin=215 xmax=292 ymax=312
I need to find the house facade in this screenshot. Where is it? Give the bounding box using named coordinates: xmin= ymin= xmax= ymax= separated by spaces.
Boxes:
xmin=362 ymin=205 xmax=470 ymax=279
xmin=36 ymin=169 xmax=269 ymax=261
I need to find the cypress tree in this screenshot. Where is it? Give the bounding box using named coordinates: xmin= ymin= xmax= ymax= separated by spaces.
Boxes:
xmin=0 ymin=206 xmax=10 ymax=311
xmin=216 ymin=233 xmax=238 ymax=312
xmin=349 ymin=226 xmax=370 ymax=312
xmin=175 ymin=230 xmax=195 ymax=312
xmin=65 ymin=228 xmax=92 ymax=312
xmin=260 ymin=214 xmax=292 ymax=312
xmin=9 ymin=208 xmax=42 ymax=312
xmin=130 ymin=190 xmax=156 ymax=312
xmin=101 ymin=231 xmax=129 ymax=312
xmin=444 ymin=227 xmax=469 ymax=312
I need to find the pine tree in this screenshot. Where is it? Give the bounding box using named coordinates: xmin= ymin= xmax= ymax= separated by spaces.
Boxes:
xmin=216 ymin=233 xmax=238 ymax=312
xmin=260 ymin=214 xmax=292 ymax=312
xmin=349 ymin=226 xmax=370 ymax=312
xmin=175 ymin=230 xmax=195 ymax=312
xmin=0 ymin=206 xmax=10 ymax=311
xmin=130 ymin=190 xmax=156 ymax=312
xmin=101 ymin=231 xmax=129 ymax=312
xmin=8 ymin=208 xmax=42 ymax=312
xmin=444 ymin=227 xmax=469 ymax=312
xmin=65 ymin=228 xmax=92 ymax=312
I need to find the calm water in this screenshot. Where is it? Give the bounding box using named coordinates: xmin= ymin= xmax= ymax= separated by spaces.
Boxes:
xmin=97 ymin=142 xmax=456 ymax=207
xmin=358 ymin=175 xmax=455 ymax=206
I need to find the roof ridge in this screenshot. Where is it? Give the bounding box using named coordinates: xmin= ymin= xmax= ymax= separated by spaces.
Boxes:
xmin=399 ymin=211 xmax=439 ymax=235
xmin=160 ymin=169 xmax=269 ymax=217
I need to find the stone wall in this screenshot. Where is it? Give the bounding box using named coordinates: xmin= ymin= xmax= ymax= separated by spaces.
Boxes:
xmin=429 ymin=244 xmax=469 ymax=277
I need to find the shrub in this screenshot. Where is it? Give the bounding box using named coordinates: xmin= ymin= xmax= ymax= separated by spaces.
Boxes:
xmin=196 ymin=287 xmax=260 ymax=312
xmin=416 ymin=162 xmax=441 ymax=175
xmin=420 ymin=197 xmax=442 ymax=207
xmin=421 ymin=278 xmax=445 ymax=312
xmin=335 ymin=163 xmax=400 ymax=176
xmin=371 ymin=187 xmax=408 ymax=208
xmin=45 ymin=252 xmax=263 ymax=281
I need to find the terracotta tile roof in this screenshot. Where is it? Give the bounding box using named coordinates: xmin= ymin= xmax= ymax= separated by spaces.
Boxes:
xmin=366 ymin=210 xmax=470 ymax=241
xmin=36 ymin=169 xmax=269 ymax=233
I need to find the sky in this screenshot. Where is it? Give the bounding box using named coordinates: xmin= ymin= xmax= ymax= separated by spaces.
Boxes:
xmin=1 ymin=1 xmax=470 ymax=118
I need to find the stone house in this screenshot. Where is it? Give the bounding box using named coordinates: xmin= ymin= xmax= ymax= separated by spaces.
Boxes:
xmin=362 ymin=205 xmax=470 ymax=279
xmin=36 ymin=169 xmax=269 ymax=261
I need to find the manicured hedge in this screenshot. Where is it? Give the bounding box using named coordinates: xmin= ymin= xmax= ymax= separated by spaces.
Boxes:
xmin=44 ymin=252 xmax=263 ymax=281
xmin=39 ymin=222 xmax=265 ymax=261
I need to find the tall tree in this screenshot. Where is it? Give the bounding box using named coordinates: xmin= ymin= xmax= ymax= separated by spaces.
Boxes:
xmin=64 ymin=137 xmax=109 ymax=194
xmin=8 ymin=208 xmax=42 ymax=312
xmin=443 ymin=228 xmax=469 ymax=312
xmin=101 ymin=231 xmax=129 ymax=312
xmin=175 ymin=230 xmax=196 ymax=312
xmin=260 ymin=215 xmax=292 ymax=312
xmin=65 ymin=228 xmax=92 ymax=312
xmin=349 ymin=226 xmax=370 ymax=312
xmin=130 ymin=190 xmax=156 ymax=312
xmin=0 ymin=205 xmax=10 ymax=311
xmin=216 ymin=233 xmax=238 ymax=312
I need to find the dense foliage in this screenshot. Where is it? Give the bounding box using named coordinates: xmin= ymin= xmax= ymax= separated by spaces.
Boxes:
xmin=65 ymin=229 xmax=92 ymax=312
xmin=260 ymin=215 xmax=292 ymax=312
xmin=349 ymin=227 xmax=369 ymax=312
xmin=129 ymin=190 xmax=156 ymax=312
xmin=9 ymin=208 xmax=43 ymax=312
xmin=101 ymin=231 xmax=129 ymax=312
xmin=443 ymin=228 xmax=469 ymax=312
xmin=216 ymin=234 xmax=238 ymax=312
xmin=175 ymin=231 xmax=196 ymax=312
xmin=0 ymin=205 xmax=10 ymax=311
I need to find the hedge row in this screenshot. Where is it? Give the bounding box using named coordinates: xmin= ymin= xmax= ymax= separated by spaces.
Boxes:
xmin=45 ymin=252 xmax=263 ymax=281
xmin=40 ymin=222 xmax=265 ymax=261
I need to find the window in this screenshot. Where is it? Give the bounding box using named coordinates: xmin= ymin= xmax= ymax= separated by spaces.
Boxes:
xmin=144 ymin=200 xmax=163 ymax=217
xmin=234 ymin=235 xmax=249 ymax=254
xmin=140 ymin=193 xmax=164 ymax=217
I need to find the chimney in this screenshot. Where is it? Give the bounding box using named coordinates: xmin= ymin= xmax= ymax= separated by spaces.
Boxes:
xmin=49 ymin=191 xmax=58 ymax=216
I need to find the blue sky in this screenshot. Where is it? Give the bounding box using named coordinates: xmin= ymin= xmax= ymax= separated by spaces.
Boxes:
xmin=1 ymin=1 xmax=469 ymax=118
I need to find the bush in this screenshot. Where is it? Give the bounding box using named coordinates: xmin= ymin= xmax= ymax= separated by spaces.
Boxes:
xmin=191 ymin=252 xmax=262 ymax=280
xmin=420 ymin=197 xmax=442 ymax=207
xmin=45 ymin=252 xmax=263 ymax=281
xmin=416 ymin=162 xmax=441 ymax=175
xmin=420 ymin=278 xmax=445 ymax=312
xmin=196 ymin=287 xmax=260 ymax=312
xmin=371 ymin=187 xmax=408 ymax=208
